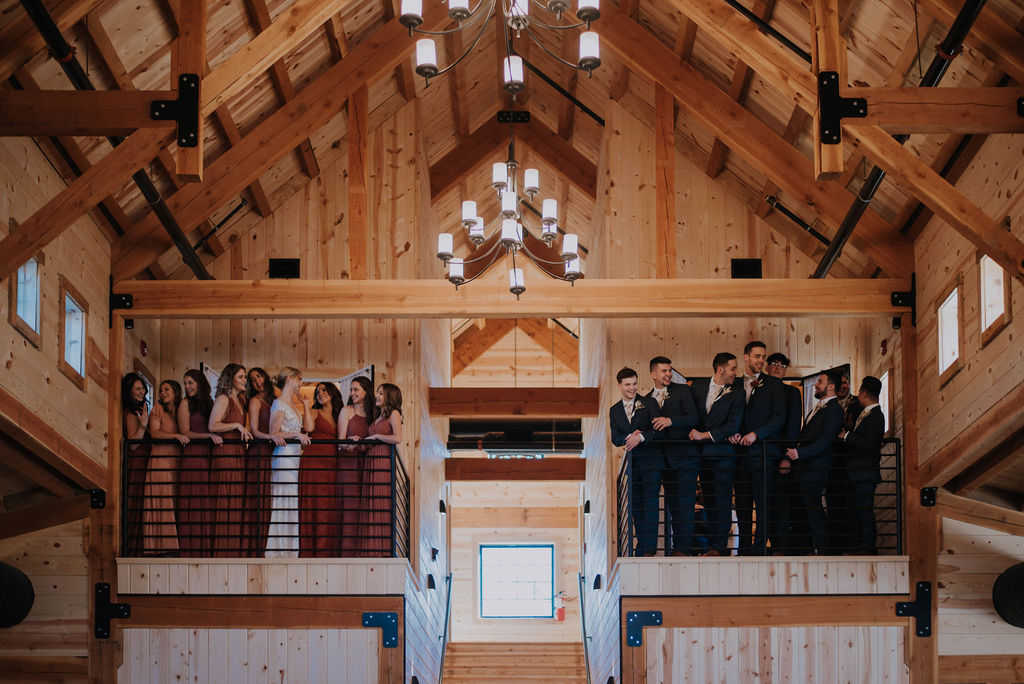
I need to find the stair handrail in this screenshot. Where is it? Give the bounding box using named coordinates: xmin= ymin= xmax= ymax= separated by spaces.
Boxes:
xmin=578 ymin=572 xmax=592 ymax=684
xmin=438 ymin=572 xmax=454 ymax=683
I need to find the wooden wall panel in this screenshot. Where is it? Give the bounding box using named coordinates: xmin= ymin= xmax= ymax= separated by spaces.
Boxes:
xmin=937 ymin=517 xmax=1024 ymax=655
xmin=0 ymin=520 xmax=88 ymax=657
xmin=915 ymin=134 xmax=1024 ymax=468
xmin=452 ymin=325 xmax=578 ymax=388
xmin=117 ymin=628 xmax=378 ymax=683
xmin=0 ymin=137 xmax=111 ymax=464
xmin=644 ymin=626 xmax=909 ymax=682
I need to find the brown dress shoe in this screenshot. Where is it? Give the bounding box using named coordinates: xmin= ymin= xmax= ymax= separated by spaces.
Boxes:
xmin=701 ymin=549 xmax=722 ymax=557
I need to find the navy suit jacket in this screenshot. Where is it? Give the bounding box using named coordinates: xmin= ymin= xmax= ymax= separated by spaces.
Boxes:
xmin=794 ymin=398 xmax=844 ymax=477
xmin=733 ymin=374 xmax=787 ymax=446
xmin=689 ymin=378 xmax=743 ymax=457
xmin=646 ymin=382 xmax=699 ymax=465
xmin=609 ymin=397 xmax=659 ymax=457
xmin=843 ymin=405 xmax=885 ymax=483
xmin=782 ymin=383 xmax=803 ymax=440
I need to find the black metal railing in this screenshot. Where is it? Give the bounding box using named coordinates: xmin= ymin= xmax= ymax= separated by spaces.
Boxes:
xmin=438 ymin=572 xmax=453 ymax=684
xmin=121 ymin=438 xmax=410 ymax=559
xmin=577 ymin=572 xmax=592 ymax=684
xmin=616 ymin=438 xmax=902 ymax=557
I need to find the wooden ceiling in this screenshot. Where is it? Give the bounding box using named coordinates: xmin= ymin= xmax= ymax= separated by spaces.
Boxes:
xmin=2 ymin=0 xmax=1022 ymax=283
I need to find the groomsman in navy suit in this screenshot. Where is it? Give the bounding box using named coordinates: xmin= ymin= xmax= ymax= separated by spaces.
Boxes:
xmin=646 ymin=356 xmax=700 ymax=556
xmin=688 ymin=352 xmax=744 ymax=556
xmin=783 ymin=369 xmax=845 ymax=554
xmin=729 ymin=341 xmax=786 ymax=555
xmin=838 ymin=376 xmax=885 ymax=554
xmin=610 ymin=367 xmax=661 ymax=556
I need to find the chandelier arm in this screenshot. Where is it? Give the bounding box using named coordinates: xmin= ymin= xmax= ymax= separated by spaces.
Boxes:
xmin=520 ymin=244 xmax=571 ymax=266
xmin=524 ymin=25 xmax=585 ymax=70
xmin=415 ymin=0 xmax=495 ymax=35
xmin=524 ymin=0 xmax=586 ymax=27
xmin=518 ymin=248 xmax=572 ymax=281
xmin=455 ymin=245 xmax=506 ymax=286
xmin=426 ymin=0 xmax=497 ymax=78
xmin=459 ymin=239 xmax=504 ymax=265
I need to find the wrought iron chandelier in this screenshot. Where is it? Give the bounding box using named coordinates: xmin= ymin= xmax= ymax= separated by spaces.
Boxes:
xmin=435 ymin=112 xmax=583 ymax=298
xmin=399 ymin=0 xmax=601 ymax=94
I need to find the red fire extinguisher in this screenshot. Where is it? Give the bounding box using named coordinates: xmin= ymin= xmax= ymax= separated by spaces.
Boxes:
xmin=554 ymin=591 xmax=566 ymax=621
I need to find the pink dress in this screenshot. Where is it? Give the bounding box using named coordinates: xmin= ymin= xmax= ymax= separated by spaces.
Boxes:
xmin=177 ymin=410 xmax=212 ymax=557
xmin=211 ymin=397 xmax=246 ymax=557
xmin=338 ymin=412 xmax=369 ymax=557
xmin=299 ymin=412 xmax=340 ymax=558
xmin=357 ymin=414 xmax=396 ymax=557
xmin=142 ymin=404 xmax=180 ymax=553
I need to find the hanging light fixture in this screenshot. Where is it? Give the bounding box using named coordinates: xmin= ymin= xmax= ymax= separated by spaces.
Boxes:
xmin=435 ymin=112 xmax=583 ymax=299
xmin=400 ymin=0 xmax=601 ymax=93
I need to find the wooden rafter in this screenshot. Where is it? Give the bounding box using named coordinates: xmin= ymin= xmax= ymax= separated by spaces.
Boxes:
xmin=211 ymin=108 xmax=274 ymax=217
xmin=445 ymin=30 xmax=472 ymax=139
xmin=654 ymin=84 xmax=677 ymax=279
xmin=935 ymin=489 xmax=1024 ymax=536
xmin=555 ymin=35 xmax=579 ymax=141
xmin=0 ymin=435 xmax=78 ymax=499
xmin=174 ymin=0 xmax=206 ymax=181
xmin=0 ymin=492 xmax=92 ymax=541
xmin=600 ymin=2 xmax=913 ymax=279
xmin=0 ymin=90 xmax=176 ymax=137
xmin=810 ymin=0 xmax=845 ymax=179
xmin=951 ymin=426 xmax=1024 ymax=495
xmin=0 ymin=0 xmax=106 ymax=83
xmin=916 ymin=0 xmax=1024 ymax=86
xmin=348 ymin=85 xmax=369 ymax=280
xmin=0 ymin=0 xmax=350 ymax=281
xmin=453 ymin=318 xmax=516 ymax=376
xmin=513 ymin=121 xmax=597 ymax=199
xmin=382 ymin=0 xmax=419 ymax=101
xmin=515 ymin=318 xmax=579 ymax=373
xmin=843 ymin=87 xmax=1024 ymax=134
xmin=660 ymin=0 xmax=1024 ymax=282
xmin=324 ymin=14 xmax=350 ymax=61
xmin=110 ymin=277 xmax=910 ymax=318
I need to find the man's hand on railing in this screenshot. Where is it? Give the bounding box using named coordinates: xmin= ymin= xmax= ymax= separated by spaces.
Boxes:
xmin=624 ymin=430 xmax=644 ymax=451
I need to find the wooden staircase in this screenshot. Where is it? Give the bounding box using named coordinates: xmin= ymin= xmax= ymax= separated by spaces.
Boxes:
xmin=442 ymin=642 xmax=587 ymax=683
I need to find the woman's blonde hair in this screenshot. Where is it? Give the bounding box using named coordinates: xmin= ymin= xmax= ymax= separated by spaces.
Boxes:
xmin=274 ymin=366 xmax=302 ymax=389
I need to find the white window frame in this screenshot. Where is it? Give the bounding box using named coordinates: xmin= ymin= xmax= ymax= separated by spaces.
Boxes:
xmin=8 ymin=255 xmax=42 ymax=347
xmin=58 ymin=276 xmax=88 ymax=390
xmin=937 ymin=276 xmax=964 ymax=387
xmin=979 ymin=254 xmax=1011 ymax=347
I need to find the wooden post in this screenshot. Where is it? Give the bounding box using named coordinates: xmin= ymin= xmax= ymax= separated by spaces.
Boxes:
xmin=654 ymin=84 xmax=677 ymax=279
xmin=348 ymin=85 xmax=368 ymax=279
xmin=810 ymin=0 xmax=844 ymax=180
xmin=175 ymin=0 xmax=206 ymax=182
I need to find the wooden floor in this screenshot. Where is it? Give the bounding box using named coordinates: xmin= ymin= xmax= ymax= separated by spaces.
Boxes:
xmin=442 ymin=642 xmax=586 ymax=683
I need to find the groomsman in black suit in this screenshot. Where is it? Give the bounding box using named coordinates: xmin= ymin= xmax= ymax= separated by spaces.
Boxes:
xmin=688 ymin=352 xmax=744 ymax=556
xmin=764 ymin=352 xmax=804 ymax=554
xmin=839 ymin=376 xmax=885 ymax=554
xmin=647 ymin=356 xmax=700 ymax=556
xmin=783 ymin=369 xmax=845 ymax=554
xmin=729 ymin=341 xmax=786 ymax=554
xmin=609 ymin=367 xmax=661 ymax=556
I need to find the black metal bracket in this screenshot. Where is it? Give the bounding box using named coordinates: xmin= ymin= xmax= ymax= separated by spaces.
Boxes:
xmin=891 ymin=272 xmax=917 ymax=327
xmin=625 ymin=610 xmax=663 ymax=647
xmin=94 ymin=583 xmax=130 ymax=639
xmin=151 ymin=73 xmax=201 ymax=148
xmin=497 ymin=110 xmax=531 ymax=124
xmin=1018 ymin=97 xmax=1023 ymax=118
xmin=818 ymin=71 xmax=867 ymax=144
xmin=896 ymin=581 xmax=933 ymax=637
xmin=362 ymin=611 xmax=399 ymax=648
xmin=920 ymin=486 xmax=937 ymax=507
xmin=109 ymin=275 xmax=133 ymax=329
xmin=90 ymin=489 xmax=105 ymax=509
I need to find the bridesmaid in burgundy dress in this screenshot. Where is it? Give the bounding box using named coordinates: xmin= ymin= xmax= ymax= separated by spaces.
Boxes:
xmin=122 ymin=373 xmax=150 ymax=556
xmin=143 ymin=380 xmax=188 ymax=554
xmin=245 ymin=367 xmax=276 ymax=557
xmin=337 ymin=376 xmax=373 ymax=557
xmin=299 ymin=382 xmax=344 ymax=557
xmin=208 ymin=364 xmax=252 ymax=558
xmin=359 ymin=383 xmax=403 ymax=557
xmin=176 ymin=369 xmax=221 ymax=557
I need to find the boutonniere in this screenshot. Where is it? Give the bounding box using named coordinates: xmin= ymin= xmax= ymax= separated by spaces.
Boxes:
xmin=720 ymin=386 xmax=733 ymax=396
xmin=634 ymin=400 xmax=645 ymax=410
xmin=751 ymin=376 xmax=765 ymax=393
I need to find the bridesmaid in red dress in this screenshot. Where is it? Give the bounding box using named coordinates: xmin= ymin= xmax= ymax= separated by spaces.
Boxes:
xmin=208 ymin=364 xmax=252 ymax=558
xmin=122 ymin=373 xmax=150 ymax=557
xmin=143 ymin=380 xmax=188 ymax=554
xmin=359 ymin=383 xmax=403 ymax=557
xmin=245 ymin=367 xmax=276 ymax=557
xmin=176 ymin=369 xmax=221 ymax=557
xmin=299 ymin=382 xmax=344 ymax=557
xmin=337 ymin=376 xmax=374 ymax=557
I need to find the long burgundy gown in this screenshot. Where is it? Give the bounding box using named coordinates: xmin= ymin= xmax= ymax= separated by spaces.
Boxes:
xmin=176 ymin=410 xmax=212 ymax=557
xmin=124 ymin=410 xmax=150 ymax=557
xmin=244 ymin=399 xmax=272 ymax=557
xmin=142 ymin=403 xmax=180 ymax=553
xmin=357 ymin=414 xmax=396 ymax=557
xmin=211 ymin=397 xmax=246 ymax=557
xmin=299 ymin=412 xmax=339 ymax=558
xmin=337 ymin=412 xmax=369 ymax=557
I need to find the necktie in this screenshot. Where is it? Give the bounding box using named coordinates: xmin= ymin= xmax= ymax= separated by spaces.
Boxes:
xmin=744 ymin=375 xmax=755 ymax=402
xmin=853 ymin=405 xmax=871 ymax=431
xmin=706 ymin=384 xmax=722 ymax=413
xmin=654 ymin=388 xmax=666 ymax=408
xmin=625 ymin=400 xmax=635 ymax=422
xmin=807 ymin=400 xmax=825 ymax=422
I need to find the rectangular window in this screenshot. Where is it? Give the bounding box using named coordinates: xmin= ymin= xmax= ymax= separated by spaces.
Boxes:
xmin=58 ymin=276 xmax=88 ymax=390
xmin=8 ymin=257 xmax=41 ymax=347
xmin=937 ymin=280 xmax=963 ymax=385
xmin=479 ymin=544 xmax=554 ymax=618
xmin=980 ymin=255 xmax=1011 ymax=346
xmin=879 ymin=370 xmax=890 ymax=435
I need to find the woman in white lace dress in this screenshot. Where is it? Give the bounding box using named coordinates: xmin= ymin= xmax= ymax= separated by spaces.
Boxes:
xmin=264 ymin=367 xmax=313 ymax=557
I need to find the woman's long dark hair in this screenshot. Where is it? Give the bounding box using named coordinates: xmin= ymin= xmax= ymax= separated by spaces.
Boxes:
xmin=216 ymin=363 xmax=246 ymax=399
xmin=121 ymin=373 xmax=147 ymax=414
xmin=313 ymin=382 xmax=344 ymax=421
xmin=246 ymin=367 xmax=275 ymax=406
xmin=348 ymin=376 xmax=375 ymax=419
xmin=158 ymin=380 xmax=183 ymax=415
xmin=184 ymin=369 xmax=214 ymax=418
xmin=376 ymin=383 xmax=402 ymax=421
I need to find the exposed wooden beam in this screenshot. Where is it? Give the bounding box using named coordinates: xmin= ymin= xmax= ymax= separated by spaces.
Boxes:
xmin=601 ymin=2 xmax=913 ymax=279
xmin=324 ymin=15 xmax=350 ymax=61
xmin=810 ymin=0 xmax=845 ymax=180
xmin=0 ymin=0 xmax=352 ymax=281
xmin=112 ymin=277 xmax=912 ymax=318
xmin=0 ymin=657 xmax=88 ymax=679
xmin=754 ymin=106 xmax=812 ymax=216
xmin=124 ymin=594 xmax=403 ymax=627
xmin=174 ymin=0 xmax=206 ymax=181
xmin=211 ymin=107 xmax=273 ymax=217
xmin=843 ymin=87 xmax=1024 ymax=134
xmin=935 ymin=489 xmax=1024 ymax=536
xmin=0 ymin=435 xmax=78 ymax=499
xmin=445 ymin=30 xmax=471 ymax=139
xmin=915 ymin=0 xmax=1024 ymax=86
xmin=514 ymin=121 xmax=598 ymax=199
xmin=937 ymin=655 xmax=1024 ymax=682
xmin=445 ymin=458 xmax=587 ymax=481
xmin=555 ymin=36 xmax=579 ymax=141
xmin=382 ymin=0 xmax=419 ymax=102
xmin=673 ymin=18 xmax=698 ymax=61
xmin=110 ymin=4 xmax=452 ymax=281
xmin=0 ymin=0 xmax=106 ymax=83
xmin=654 ymin=84 xmax=677 ymax=278
xmin=450 ymin=505 xmax=579 ymax=528
xmin=515 ymin=318 xmax=579 ymax=373
xmin=0 ymin=90 xmax=176 ymax=137
xmin=430 ymin=387 xmax=599 ymax=417
xmin=430 ymin=116 xmax=509 ymax=199
xmin=0 ymin=492 xmax=92 ymax=540
xmin=620 ymin=595 xmax=907 ymax=628
xmin=348 ymin=85 xmax=369 ymax=280
xmin=453 ymin=318 xmax=516 ymax=376
xmin=952 ymin=426 xmax=1024 ymax=495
